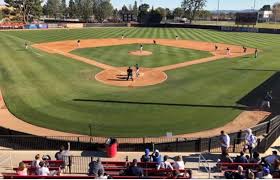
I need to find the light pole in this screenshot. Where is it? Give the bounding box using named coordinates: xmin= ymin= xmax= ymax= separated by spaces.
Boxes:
xmin=216 ymin=0 xmax=220 ymax=25
xmin=253 ymin=0 xmax=256 ymax=10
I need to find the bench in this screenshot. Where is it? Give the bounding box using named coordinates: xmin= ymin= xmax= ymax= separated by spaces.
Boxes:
xmin=217 ymin=162 xmax=259 ymax=171
xmin=22 ymin=160 xmax=64 ymax=167
xmin=101 ymin=161 xmax=159 ymax=168
xmin=13 ymin=167 xmax=60 ymax=175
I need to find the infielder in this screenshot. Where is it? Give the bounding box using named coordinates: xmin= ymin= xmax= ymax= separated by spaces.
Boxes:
xmin=215 ymin=45 xmax=218 ymax=51
xmin=121 ymin=34 xmax=124 ymax=40
xmin=153 ymin=40 xmax=157 ymax=45
xmin=135 ymin=64 xmax=140 ymax=78
xmin=175 ymin=36 xmax=179 ymax=40
xmin=243 ymin=46 xmax=247 ymax=53
xmin=140 ymin=44 xmax=143 ymax=53
xmin=25 ymin=41 xmax=28 ymax=49
xmin=77 ymin=40 xmax=81 ymax=48
xmin=127 ymin=66 xmax=134 ymax=81
xmin=226 ymin=48 xmax=231 ymax=56
xmin=254 ymin=48 xmax=258 ymax=58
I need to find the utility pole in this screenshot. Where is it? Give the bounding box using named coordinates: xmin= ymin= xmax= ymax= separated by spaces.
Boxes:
xmin=216 ymin=0 xmax=220 ymax=25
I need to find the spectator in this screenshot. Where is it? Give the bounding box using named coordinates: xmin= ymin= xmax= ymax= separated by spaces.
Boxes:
xmin=16 ymin=162 xmax=28 ymax=176
xmin=125 ymin=159 xmax=143 ymax=177
xmin=173 ymin=155 xmax=185 ymax=170
xmin=261 ymin=167 xmax=273 ymax=179
xmin=38 ymin=161 xmax=58 ymax=176
xmin=234 ymin=165 xmax=245 ymax=179
xmin=219 ymin=152 xmax=234 ymax=163
xmin=264 ymin=151 xmax=279 ymax=165
xmin=141 ymin=149 xmax=151 ymax=162
xmin=88 ymin=158 xmax=104 ymax=176
xmin=96 ymin=169 xmax=109 ymax=179
xmin=234 ymin=151 xmax=249 ymax=163
xmin=55 ymin=142 xmax=70 ymax=160
xmin=247 ymin=169 xmax=255 ymax=179
xmin=31 ymin=154 xmax=41 ymax=168
xmin=272 ymin=159 xmax=280 ymax=172
xmin=157 ymin=155 xmax=173 ymax=170
xmin=151 ymin=149 xmax=162 ymax=164
xmin=220 ymin=131 xmax=230 ymax=154
xmin=243 ymin=128 xmax=257 ymax=158
xmin=250 ymin=152 xmax=261 ymax=164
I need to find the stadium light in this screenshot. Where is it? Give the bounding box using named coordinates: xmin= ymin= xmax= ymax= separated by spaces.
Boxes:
xmin=216 ymin=0 xmax=220 ymax=25
xmin=253 ymin=0 xmax=256 ymax=10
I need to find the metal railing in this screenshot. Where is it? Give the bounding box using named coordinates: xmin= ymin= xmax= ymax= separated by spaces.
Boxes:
xmin=0 ymin=115 xmax=279 ymax=153
xmin=198 ymin=153 xmax=211 ymax=179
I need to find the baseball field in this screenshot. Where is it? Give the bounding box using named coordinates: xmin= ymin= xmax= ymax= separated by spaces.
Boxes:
xmin=0 ymin=27 xmax=279 ymax=137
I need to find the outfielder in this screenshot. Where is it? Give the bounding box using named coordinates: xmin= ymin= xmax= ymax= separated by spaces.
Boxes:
xmin=25 ymin=41 xmax=28 ymax=49
xmin=140 ymin=44 xmax=143 ymax=53
xmin=254 ymin=48 xmax=258 ymax=58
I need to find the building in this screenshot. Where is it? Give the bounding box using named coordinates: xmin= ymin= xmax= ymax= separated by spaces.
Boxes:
xmin=258 ymin=10 xmax=273 ymax=22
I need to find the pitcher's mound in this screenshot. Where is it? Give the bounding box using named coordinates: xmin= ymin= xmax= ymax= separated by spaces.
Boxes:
xmin=95 ymin=67 xmax=167 ymax=87
xmin=129 ymin=50 xmax=153 ymax=56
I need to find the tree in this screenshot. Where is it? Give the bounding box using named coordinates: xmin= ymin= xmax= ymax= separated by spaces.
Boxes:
xmin=149 ymin=8 xmax=163 ymax=23
xmin=272 ymin=3 xmax=280 ymax=22
xmin=173 ymin=7 xmax=184 ymax=18
xmin=138 ymin=3 xmax=149 ymax=23
xmin=45 ymin=0 xmax=61 ymax=18
xmin=181 ymin=0 xmax=207 ymax=24
xmin=132 ymin=1 xmax=138 ymax=19
xmin=68 ymin=0 xmax=76 ymax=18
xmin=121 ymin=5 xmax=128 ymax=14
xmin=4 ymin=0 xmax=43 ymax=23
xmin=94 ymin=0 xmax=113 ymax=23
xmin=260 ymin=5 xmax=271 ymax=11
xmin=165 ymin=8 xmax=173 ymax=19
xmin=60 ymin=0 xmax=67 ymax=17
xmin=156 ymin=7 xmax=166 ymax=19
xmin=197 ymin=10 xmax=211 ymax=20
xmin=79 ymin=0 xmax=93 ymax=22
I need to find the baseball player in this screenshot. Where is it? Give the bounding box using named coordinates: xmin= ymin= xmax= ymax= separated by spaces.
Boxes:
xmin=77 ymin=40 xmax=81 ymax=48
xmin=153 ymin=40 xmax=157 ymax=45
xmin=121 ymin=34 xmax=124 ymax=40
xmin=243 ymin=46 xmax=247 ymax=53
xmin=226 ymin=48 xmax=231 ymax=56
xmin=127 ymin=66 xmax=134 ymax=81
xmin=261 ymin=90 xmax=272 ymax=109
xmin=175 ymin=36 xmax=179 ymax=40
xmin=140 ymin=44 xmax=143 ymax=53
xmin=135 ymin=64 xmax=140 ymax=78
xmin=254 ymin=48 xmax=258 ymax=58
xmin=215 ymin=45 xmax=218 ymax=51
xmin=25 ymin=41 xmax=28 ymax=49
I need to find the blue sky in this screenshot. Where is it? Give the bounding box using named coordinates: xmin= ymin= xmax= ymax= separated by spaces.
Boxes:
xmin=0 ymin=0 xmax=279 ymax=10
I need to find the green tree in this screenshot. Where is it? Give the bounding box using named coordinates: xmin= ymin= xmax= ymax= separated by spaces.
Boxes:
xmin=173 ymin=7 xmax=184 ymax=18
xmin=79 ymin=0 xmax=93 ymax=22
xmin=181 ymin=0 xmax=207 ymax=24
xmin=60 ymin=0 xmax=67 ymax=17
xmin=4 ymin=0 xmax=43 ymax=23
xmin=132 ymin=1 xmax=138 ymax=19
xmin=138 ymin=3 xmax=149 ymax=23
xmin=94 ymin=0 xmax=113 ymax=23
xmin=68 ymin=0 xmax=76 ymax=18
xmin=260 ymin=5 xmax=271 ymax=11
xmin=45 ymin=0 xmax=61 ymax=18
xmin=156 ymin=7 xmax=166 ymax=19
xmin=272 ymin=3 xmax=280 ymax=22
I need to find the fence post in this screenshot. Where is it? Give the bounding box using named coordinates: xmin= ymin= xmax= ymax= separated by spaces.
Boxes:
xmin=266 ymin=120 xmax=271 ymax=134
xmin=176 ymin=138 xmax=179 ymax=152
xmin=68 ymin=156 xmax=72 ymax=174
xmin=208 ymin=138 xmax=212 ymax=152
xmin=236 ymin=130 xmax=242 ymax=144
xmin=195 ymin=139 xmax=201 ymax=152
xmin=233 ymin=139 xmax=236 ymax=153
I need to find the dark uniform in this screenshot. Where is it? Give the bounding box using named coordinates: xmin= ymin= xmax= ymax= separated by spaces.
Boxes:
xmin=127 ymin=67 xmax=133 ymax=81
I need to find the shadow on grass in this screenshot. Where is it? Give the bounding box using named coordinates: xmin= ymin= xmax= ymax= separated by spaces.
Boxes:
xmin=73 ymin=99 xmax=245 ymax=110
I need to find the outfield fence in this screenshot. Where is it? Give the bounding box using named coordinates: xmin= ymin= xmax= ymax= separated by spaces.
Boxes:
xmin=0 ymin=115 xmax=279 ymax=153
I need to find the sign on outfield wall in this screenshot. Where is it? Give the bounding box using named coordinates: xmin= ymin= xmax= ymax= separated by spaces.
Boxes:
xmin=221 ymin=26 xmax=259 ymax=33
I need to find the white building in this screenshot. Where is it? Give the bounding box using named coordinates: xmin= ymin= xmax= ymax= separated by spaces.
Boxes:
xmin=258 ymin=10 xmax=273 ymax=22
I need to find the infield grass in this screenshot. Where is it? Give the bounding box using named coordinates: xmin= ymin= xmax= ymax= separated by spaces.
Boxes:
xmin=0 ymin=28 xmax=280 ymax=137
xmin=71 ymin=44 xmax=212 ymax=68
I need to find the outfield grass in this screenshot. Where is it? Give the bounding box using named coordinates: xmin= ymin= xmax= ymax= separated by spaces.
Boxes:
xmin=71 ymin=44 xmax=212 ymax=68
xmin=0 ymin=28 xmax=280 ymax=137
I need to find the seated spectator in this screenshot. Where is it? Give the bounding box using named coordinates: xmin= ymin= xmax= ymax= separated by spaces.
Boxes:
xmin=233 ymin=165 xmax=245 ymax=179
xmin=264 ymin=151 xmax=279 ymax=165
xmin=151 ymin=149 xmax=162 ymax=164
xmin=55 ymin=142 xmax=70 ymax=160
xmin=96 ymin=169 xmax=109 ymax=179
xmin=141 ymin=149 xmax=151 ymax=162
xmin=173 ymin=155 xmax=185 ymax=170
xmin=31 ymin=154 xmax=41 ymax=168
xmin=38 ymin=161 xmax=58 ymax=176
xmin=125 ymin=159 xmax=143 ymax=177
xmin=42 ymin=155 xmax=51 ymax=161
xmin=220 ymin=152 xmax=234 ymax=163
xmin=234 ymin=151 xmax=248 ymax=163
xmin=247 ymin=169 xmax=255 ymax=179
xmin=261 ymin=167 xmax=273 ymax=179
xmin=88 ymin=158 xmax=104 ymax=176
xmin=250 ymin=152 xmax=261 ymax=164
xmin=157 ymin=155 xmax=173 ymax=170
xmin=16 ymin=162 xmax=28 ymax=176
